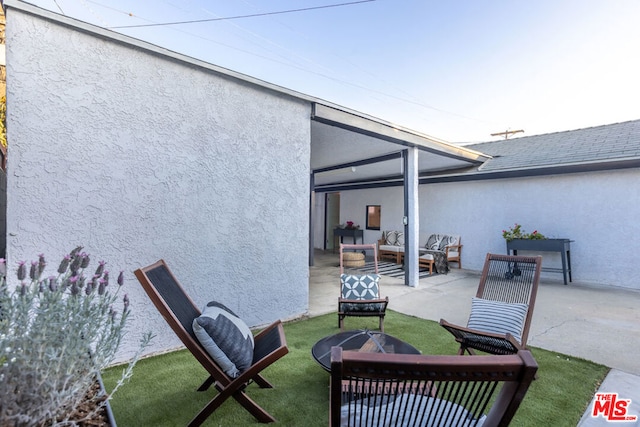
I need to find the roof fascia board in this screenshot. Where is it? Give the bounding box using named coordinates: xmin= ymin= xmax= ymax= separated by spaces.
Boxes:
xmin=312 ymin=104 xmax=490 ymax=165
xmin=420 ymin=157 xmax=640 ymax=184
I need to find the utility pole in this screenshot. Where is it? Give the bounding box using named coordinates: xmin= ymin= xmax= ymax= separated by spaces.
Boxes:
xmin=491 ymin=129 xmax=524 ymax=139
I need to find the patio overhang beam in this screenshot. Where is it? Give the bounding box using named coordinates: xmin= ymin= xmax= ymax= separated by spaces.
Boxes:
xmin=313 ymin=152 xmax=402 ymax=174
xmin=314 ymin=178 xmax=404 ymax=193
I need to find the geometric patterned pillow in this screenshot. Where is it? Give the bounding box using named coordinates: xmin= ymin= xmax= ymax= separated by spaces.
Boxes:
xmin=192 ymin=301 xmax=255 ymax=378
xmin=395 ymin=231 xmax=405 ymax=246
xmin=466 ymin=297 xmax=528 ymax=343
xmin=425 ymin=234 xmax=444 ymax=250
xmin=438 ymin=235 xmax=459 ymax=251
xmin=340 ymin=274 xmax=384 ymax=313
xmin=383 ymin=231 xmax=398 ymax=246
xmin=340 ymin=274 xmax=381 ymax=300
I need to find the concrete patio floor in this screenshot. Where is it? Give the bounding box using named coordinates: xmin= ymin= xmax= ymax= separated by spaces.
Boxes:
xmin=309 ymin=250 xmax=640 ymax=426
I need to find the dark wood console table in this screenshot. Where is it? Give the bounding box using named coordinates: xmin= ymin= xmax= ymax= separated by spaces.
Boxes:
xmin=507 ymin=238 xmax=572 ymax=285
xmin=333 ymin=228 xmax=363 ymax=244
xmin=333 ymin=228 xmax=364 ymax=253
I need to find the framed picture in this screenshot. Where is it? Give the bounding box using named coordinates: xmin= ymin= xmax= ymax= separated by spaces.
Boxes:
xmin=366 ymin=205 xmax=381 ymax=230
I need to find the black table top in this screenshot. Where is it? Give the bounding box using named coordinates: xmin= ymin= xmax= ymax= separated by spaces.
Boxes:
xmin=311 ymin=329 xmax=421 ymax=372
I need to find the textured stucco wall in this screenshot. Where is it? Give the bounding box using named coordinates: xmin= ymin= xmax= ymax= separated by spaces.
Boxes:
xmin=419 ymin=170 xmax=640 ymax=290
xmin=6 ymin=9 xmax=311 ymax=362
xmin=335 ymin=168 xmax=640 ymax=290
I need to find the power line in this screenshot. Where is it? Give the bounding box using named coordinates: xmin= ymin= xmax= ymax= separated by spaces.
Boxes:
xmin=110 ymin=0 xmax=376 ymax=29
xmin=85 ymin=0 xmax=498 ymax=134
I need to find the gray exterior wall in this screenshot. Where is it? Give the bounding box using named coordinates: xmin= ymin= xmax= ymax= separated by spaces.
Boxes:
xmin=6 ymin=8 xmax=310 ymax=361
xmin=336 ymin=167 xmax=640 ymax=291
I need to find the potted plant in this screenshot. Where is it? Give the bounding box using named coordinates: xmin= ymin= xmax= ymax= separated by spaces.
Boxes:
xmin=0 ymin=247 xmax=152 ymax=426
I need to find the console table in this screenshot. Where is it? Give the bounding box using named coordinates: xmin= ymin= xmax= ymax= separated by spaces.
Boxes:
xmin=333 ymin=228 xmax=363 ymax=246
xmin=506 ymin=238 xmax=573 ymax=285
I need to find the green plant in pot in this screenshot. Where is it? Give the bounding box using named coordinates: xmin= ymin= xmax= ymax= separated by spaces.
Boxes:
xmin=502 ymin=223 xmax=546 ymax=242
xmin=0 ymin=247 xmax=152 ymax=426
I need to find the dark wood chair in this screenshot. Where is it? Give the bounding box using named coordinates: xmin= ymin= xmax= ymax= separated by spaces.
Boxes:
xmin=440 ymin=253 xmax=542 ymax=355
xmin=330 ymin=346 xmax=538 ymax=427
xmin=134 ymin=260 xmax=289 ymax=425
xmin=338 ymin=244 xmax=388 ymax=332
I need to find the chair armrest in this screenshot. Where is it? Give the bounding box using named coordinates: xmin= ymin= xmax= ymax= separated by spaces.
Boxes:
xmin=440 ymin=318 xmax=522 ymax=354
xmin=444 ymin=244 xmax=462 ymax=256
xmin=253 ymin=320 xmax=288 ymax=362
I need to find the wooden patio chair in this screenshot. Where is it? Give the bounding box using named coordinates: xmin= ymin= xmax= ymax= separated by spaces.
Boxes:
xmin=134 ymin=260 xmax=289 ymax=425
xmin=440 ymin=253 xmax=542 ymax=355
xmin=338 ymin=244 xmax=388 ymax=332
xmin=330 ymin=346 xmax=538 ymax=426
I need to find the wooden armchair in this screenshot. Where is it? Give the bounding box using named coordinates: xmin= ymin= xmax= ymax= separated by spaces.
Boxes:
xmin=134 ymin=260 xmax=289 ymax=425
xmin=440 ymin=253 xmax=542 ymax=355
xmin=330 ymin=347 xmax=538 ymax=426
xmin=338 ymin=244 xmax=388 ymax=332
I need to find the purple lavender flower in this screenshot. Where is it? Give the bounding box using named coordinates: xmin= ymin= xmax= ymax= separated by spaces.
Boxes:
xmin=17 ymin=261 xmax=27 ymax=281
xmin=98 ymin=279 xmax=106 ymax=295
xmin=80 ymin=253 xmax=91 ymax=269
xmin=123 ymin=293 xmax=130 ymax=310
xmin=48 ymin=276 xmax=57 ymax=292
xmin=38 ymin=254 xmax=46 ymax=276
xmin=29 ymin=261 xmax=38 ymax=280
xmin=117 ymin=271 xmax=124 ymax=287
xmin=58 ymin=255 xmax=71 ymax=274
xmin=95 ymin=261 xmax=106 ymax=277
xmin=70 ymin=254 xmax=82 ymax=273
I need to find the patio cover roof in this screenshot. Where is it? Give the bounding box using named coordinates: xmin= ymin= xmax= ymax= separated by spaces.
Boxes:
xmin=311 ymin=104 xmax=491 ymax=192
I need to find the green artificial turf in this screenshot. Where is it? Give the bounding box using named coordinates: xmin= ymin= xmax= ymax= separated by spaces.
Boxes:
xmin=102 ymin=311 xmax=608 ymax=426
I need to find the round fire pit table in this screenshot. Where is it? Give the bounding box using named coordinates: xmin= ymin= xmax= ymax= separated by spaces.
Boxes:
xmin=311 ymin=329 xmax=421 ymax=372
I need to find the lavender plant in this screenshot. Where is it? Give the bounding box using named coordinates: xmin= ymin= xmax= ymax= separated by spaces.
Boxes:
xmin=0 ymin=247 xmax=152 ymax=426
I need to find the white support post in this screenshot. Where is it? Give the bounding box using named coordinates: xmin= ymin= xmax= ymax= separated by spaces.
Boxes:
xmin=404 ymin=147 xmax=420 ymax=287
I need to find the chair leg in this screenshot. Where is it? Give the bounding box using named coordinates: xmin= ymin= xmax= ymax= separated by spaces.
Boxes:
xmin=189 ymin=385 xmax=276 ymax=426
xmin=252 ymin=373 xmax=274 ymax=389
xmin=379 ymin=315 xmax=384 ymax=332
xmin=197 ymin=375 xmax=216 ymax=391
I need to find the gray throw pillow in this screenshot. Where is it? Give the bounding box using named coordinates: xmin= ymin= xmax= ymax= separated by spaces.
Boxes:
xmin=192 ymin=301 xmax=254 ymax=378
xmin=467 ymin=297 xmax=528 ymax=343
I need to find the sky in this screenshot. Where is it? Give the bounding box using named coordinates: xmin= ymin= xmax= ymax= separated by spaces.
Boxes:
xmin=22 ymin=0 xmax=640 ymax=143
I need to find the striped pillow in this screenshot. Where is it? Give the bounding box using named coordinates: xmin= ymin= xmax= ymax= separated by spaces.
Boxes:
xmin=467 ymin=298 xmax=528 ymax=343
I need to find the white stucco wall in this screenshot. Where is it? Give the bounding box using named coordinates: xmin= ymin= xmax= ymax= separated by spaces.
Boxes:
xmin=5 ymin=9 xmax=311 ymax=362
xmin=420 ymin=169 xmax=640 ymax=289
xmin=331 ymin=167 xmax=640 ymax=290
